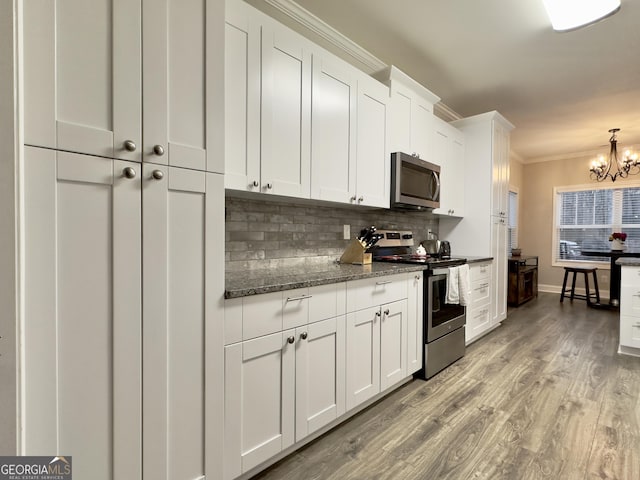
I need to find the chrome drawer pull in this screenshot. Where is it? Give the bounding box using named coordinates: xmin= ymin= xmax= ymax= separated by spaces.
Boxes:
xmin=286 ymin=294 xmax=313 ymax=302
xmin=376 ymin=280 xmax=392 ymax=286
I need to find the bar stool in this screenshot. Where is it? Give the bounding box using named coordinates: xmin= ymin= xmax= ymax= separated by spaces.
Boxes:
xmin=560 ymin=266 xmax=600 ymax=306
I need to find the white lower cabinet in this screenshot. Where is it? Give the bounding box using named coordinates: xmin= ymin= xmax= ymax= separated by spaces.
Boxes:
xmin=224 ymin=316 xmax=346 ymax=479
xmin=619 ymin=267 xmax=640 ymax=351
xmin=466 ymin=261 xmax=494 ymax=344
xmin=22 ymin=146 xmax=224 ymax=480
xmin=224 ymin=332 xmax=296 ymax=479
xmin=345 ymin=306 xmax=381 ymax=410
xmin=379 ymin=300 xmax=408 ymax=390
xmin=295 ymin=318 xmax=346 ymax=440
xmin=223 ymin=272 xmax=419 ymax=479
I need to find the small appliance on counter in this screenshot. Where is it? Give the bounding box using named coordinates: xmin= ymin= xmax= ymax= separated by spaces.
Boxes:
xmin=370 ymin=230 xmax=467 ymax=379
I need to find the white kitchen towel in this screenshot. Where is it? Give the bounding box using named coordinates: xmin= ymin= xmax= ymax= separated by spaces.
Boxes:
xmin=445 ymin=266 xmax=460 ymax=304
xmin=458 ymin=264 xmax=471 ymax=306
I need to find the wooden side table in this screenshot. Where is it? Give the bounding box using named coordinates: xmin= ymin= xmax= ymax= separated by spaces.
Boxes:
xmin=508 ymin=255 xmax=538 ymax=306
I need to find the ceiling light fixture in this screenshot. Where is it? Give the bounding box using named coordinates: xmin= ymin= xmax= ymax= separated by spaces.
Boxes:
xmin=590 ymin=129 xmax=639 ymax=182
xmin=542 ymin=0 xmax=621 ymax=32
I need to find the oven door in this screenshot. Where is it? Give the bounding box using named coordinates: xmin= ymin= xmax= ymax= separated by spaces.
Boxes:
xmin=426 ymin=272 xmax=466 ymax=342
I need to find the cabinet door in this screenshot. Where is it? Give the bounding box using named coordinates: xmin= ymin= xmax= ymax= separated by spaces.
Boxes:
xmin=406 ymin=273 xmax=424 ymax=374
xmin=411 ymin=98 xmax=432 ymax=160
xmin=23 ymin=0 xmax=141 ymax=161
xmin=346 ymin=307 xmax=381 ymax=410
xmin=224 ymin=3 xmax=261 ymax=191
xmin=23 ymin=147 xmax=142 ymax=480
xmin=380 ymin=300 xmax=408 ymax=390
xmin=311 ymin=55 xmax=357 ymax=203
xmin=388 ymin=84 xmax=412 ymax=154
xmin=449 ymin=132 xmax=466 ymax=216
xmin=430 ymin=121 xmax=450 ymax=215
xmin=356 ymin=76 xmax=389 ymax=208
xmin=142 ymin=165 xmax=224 ymax=480
xmin=466 ymin=305 xmax=492 ymax=344
xmin=491 ymin=217 xmax=508 ymax=324
xmin=261 ymin=23 xmax=311 ymax=197
xmin=143 ymin=0 xmax=221 ymax=172
xmin=491 ymin=121 xmax=510 ymax=217
xmin=620 ymin=267 xmax=640 ymax=316
xmin=620 ymin=315 xmax=640 ymax=349
xmin=295 ymin=317 xmax=346 ymax=440
xmin=224 ymin=332 xmax=295 ymax=479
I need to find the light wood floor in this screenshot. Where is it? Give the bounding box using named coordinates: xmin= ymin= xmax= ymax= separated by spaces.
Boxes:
xmin=252 ymin=293 xmax=640 ymax=480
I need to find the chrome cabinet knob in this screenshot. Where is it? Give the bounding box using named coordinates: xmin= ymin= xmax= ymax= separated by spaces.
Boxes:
xmin=123 ymin=166 xmax=136 ymax=179
xmin=123 ymin=140 xmax=137 ymax=152
xmin=252 ymin=180 xmax=259 ymax=187
xmin=287 ymin=336 xmax=295 ymax=344
xmin=300 ymin=332 xmax=308 ymax=340
xmin=384 ymin=309 xmax=390 ymax=315
xmin=266 ymin=183 xmax=273 ymax=190
xmin=358 ymin=196 xmax=364 ymax=202
xmin=153 ymin=144 xmax=165 ymax=156
xmin=350 ymin=196 xmax=357 ymax=202
xmin=152 ymin=170 xmax=164 ymax=180
xmin=375 ymin=311 xmax=381 ymax=317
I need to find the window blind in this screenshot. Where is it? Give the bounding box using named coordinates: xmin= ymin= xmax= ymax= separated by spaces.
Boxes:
xmin=555 ymin=185 xmax=640 ymax=262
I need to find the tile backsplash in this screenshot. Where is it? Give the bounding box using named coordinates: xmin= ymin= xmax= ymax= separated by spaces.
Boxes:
xmin=225 ymin=196 xmax=439 ymax=271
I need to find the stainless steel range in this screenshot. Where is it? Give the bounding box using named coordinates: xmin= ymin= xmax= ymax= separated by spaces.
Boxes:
xmin=370 ymin=230 xmax=467 ymax=379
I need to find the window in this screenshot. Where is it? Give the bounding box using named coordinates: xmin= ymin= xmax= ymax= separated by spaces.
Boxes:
xmin=508 ymin=190 xmax=518 ymax=252
xmin=554 ymin=184 xmax=640 ymax=263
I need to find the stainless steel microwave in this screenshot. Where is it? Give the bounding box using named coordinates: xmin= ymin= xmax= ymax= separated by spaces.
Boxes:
xmin=390 ymin=152 xmax=441 ymax=210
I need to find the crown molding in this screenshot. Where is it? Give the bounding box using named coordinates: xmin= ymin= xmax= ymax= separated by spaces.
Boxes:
xmin=261 ymin=0 xmax=387 ymax=73
xmin=434 ymin=103 xmax=462 ymax=122
xmin=525 ymin=143 xmax=640 ymax=164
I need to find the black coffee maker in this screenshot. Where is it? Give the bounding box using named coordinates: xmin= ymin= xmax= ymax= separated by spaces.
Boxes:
xmin=439 ymin=241 xmax=451 ymax=259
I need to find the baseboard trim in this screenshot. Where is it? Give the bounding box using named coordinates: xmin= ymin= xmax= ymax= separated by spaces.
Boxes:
xmin=619 ymin=345 xmax=640 ymax=357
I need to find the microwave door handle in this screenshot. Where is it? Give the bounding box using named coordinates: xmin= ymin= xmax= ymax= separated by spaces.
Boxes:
xmin=432 ymin=171 xmax=441 ymax=200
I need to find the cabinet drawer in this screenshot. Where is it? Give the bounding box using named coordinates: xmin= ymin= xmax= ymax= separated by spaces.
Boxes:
xmin=470 ymin=278 xmax=491 ymax=306
xmin=620 ymin=314 xmax=640 ymax=349
xmin=621 ymin=267 xmax=640 ymax=289
xmin=346 ymin=274 xmax=407 ymax=313
xmin=308 ymin=282 xmax=346 ymax=323
xmin=470 ymin=262 xmax=491 ymax=282
xmin=620 ymin=284 xmax=640 ymax=317
xmin=224 ymin=291 xmax=284 ymax=344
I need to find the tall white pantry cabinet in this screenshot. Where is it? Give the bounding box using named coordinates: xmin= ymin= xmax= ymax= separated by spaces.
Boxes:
xmin=440 ymin=111 xmax=514 ymax=332
xmin=19 ymin=1 xmax=225 ymax=480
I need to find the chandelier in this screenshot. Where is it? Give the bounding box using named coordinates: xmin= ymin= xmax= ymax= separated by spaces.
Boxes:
xmin=589 ymin=129 xmax=640 ymax=182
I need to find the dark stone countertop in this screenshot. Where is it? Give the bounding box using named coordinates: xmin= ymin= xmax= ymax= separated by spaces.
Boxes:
xmin=463 ymin=256 xmax=494 ymax=264
xmin=225 ymin=262 xmax=428 ymax=299
xmin=617 ymin=258 xmax=640 ymax=266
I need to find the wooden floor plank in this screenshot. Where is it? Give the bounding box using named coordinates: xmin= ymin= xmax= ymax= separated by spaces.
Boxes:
xmin=251 ymin=293 xmax=640 ymax=480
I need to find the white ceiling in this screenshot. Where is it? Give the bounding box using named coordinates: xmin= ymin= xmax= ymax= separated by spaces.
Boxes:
xmin=272 ymin=0 xmax=640 ymax=162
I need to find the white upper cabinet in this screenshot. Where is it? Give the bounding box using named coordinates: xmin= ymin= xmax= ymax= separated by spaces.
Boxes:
xmin=224 ymin=1 xmax=261 ymax=191
xmin=355 ymin=75 xmax=390 ymax=208
xmin=23 ymin=0 xmax=223 ymax=173
xmin=310 ymin=55 xmax=357 ymax=203
xmin=224 ymin=2 xmax=311 ymax=197
xmin=432 ymin=117 xmax=465 ymax=217
xmin=261 ymin=23 xmax=312 ymax=198
xmin=376 ymin=66 xmax=440 ymax=162
xmin=491 ymin=121 xmax=511 ymax=218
